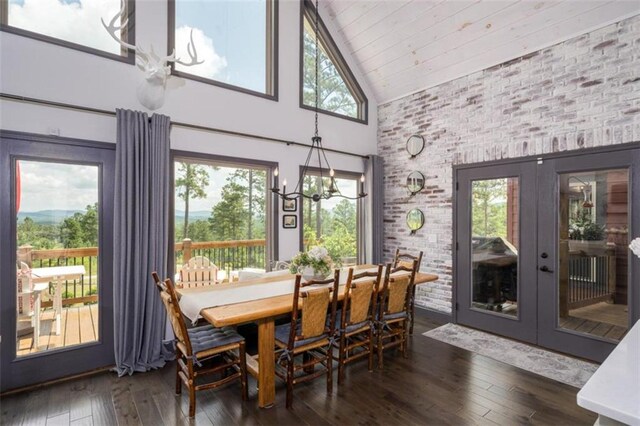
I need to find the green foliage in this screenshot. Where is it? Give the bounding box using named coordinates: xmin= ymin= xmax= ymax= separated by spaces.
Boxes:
xmin=302 ymin=20 xmax=357 ymax=118
xmin=185 ymin=219 xmax=214 ymax=242
xmin=59 ymin=203 xmax=98 ymax=248
xmin=569 ymin=209 xmax=605 ymax=241
xmin=175 ymin=162 xmax=210 ymax=239
xmin=302 ymin=175 xmax=357 ymax=263
xmin=210 ymin=182 xmax=250 ymax=240
xmin=17 ymin=217 xmax=58 ymax=249
xmin=472 ymin=180 xmax=508 ymax=238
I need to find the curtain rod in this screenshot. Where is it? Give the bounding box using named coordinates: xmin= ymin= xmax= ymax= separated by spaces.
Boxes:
xmin=0 ymin=92 xmax=370 ymax=160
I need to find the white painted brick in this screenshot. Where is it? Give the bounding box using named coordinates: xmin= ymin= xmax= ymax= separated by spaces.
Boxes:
xmin=378 ymin=15 xmax=640 ymax=312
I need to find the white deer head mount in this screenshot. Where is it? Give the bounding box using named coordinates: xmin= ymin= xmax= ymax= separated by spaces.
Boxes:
xmin=102 ymin=1 xmax=203 ymax=110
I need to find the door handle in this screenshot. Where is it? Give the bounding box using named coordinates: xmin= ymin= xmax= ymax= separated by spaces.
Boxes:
xmin=539 ymin=265 xmax=554 ymax=273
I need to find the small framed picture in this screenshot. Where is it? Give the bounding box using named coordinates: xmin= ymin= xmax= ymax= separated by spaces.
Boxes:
xmin=283 ymin=214 xmax=297 ymax=229
xmin=282 ymin=197 xmax=297 ymax=212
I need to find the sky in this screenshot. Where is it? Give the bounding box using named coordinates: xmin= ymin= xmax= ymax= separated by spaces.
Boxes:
xmin=8 ymin=0 xmax=267 ymax=93
xmin=18 ymin=160 xmax=99 ymax=212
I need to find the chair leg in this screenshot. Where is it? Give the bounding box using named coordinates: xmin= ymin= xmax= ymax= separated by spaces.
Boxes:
xmin=402 ymin=321 xmax=409 ymax=358
xmin=188 ymin=381 xmax=196 ymax=418
xmin=338 ymin=335 xmax=346 ymax=385
xmin=239 ymin=342 xmax=248 ymax=401
xmin=377 ymin=327 xmax=384 ymax=369
xmin=367 ymin=327 xmax=374 ymax=372
xmin=327 ymin=346 xmax=333 ymax=395
xmin=175 ymin=362 xmax=182 ymax=395
xmin=286 ymin=360 xmax=294 ymax=409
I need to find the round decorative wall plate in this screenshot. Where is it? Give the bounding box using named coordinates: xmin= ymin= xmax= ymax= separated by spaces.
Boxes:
xmin=406 ymin=208 xmax=425 ymax=234
xmin=406 ymin=171 xmax=425 ymax=195
xmin=406 ymin=134 xmax=425 ymax=158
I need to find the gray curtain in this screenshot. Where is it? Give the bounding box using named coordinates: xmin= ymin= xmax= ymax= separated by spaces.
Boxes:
xmin=113 ymin=109 xmax=171 ymax=376
xmin=361 ymin=155 xmax=384 ymax=264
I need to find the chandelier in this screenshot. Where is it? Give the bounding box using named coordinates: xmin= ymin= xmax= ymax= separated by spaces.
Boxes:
xmin=270 ymin=0 xmax=367 ymax=203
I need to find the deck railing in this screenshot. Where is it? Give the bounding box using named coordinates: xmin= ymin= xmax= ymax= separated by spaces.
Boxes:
xmin=175 ymin=238 xmax=267 ymax=276
xmin=17 ymin=238 xmax=267 ymax=306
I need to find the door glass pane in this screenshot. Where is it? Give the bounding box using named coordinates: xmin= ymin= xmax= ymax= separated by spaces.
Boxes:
xmin=471 ymin=178 xmax=519 ymax=317
xmin=558 ymin=170 xmax=629 ymax=341
xmin=302 ymin=174 xmax=358 ymax=266
xmin=173 ymin=160 xmax=269 ymax=285
xmin=16 ymin=160 xmax=100 ymax=357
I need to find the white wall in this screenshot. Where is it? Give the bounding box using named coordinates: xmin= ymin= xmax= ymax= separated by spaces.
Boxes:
xmin=0 ymin=0 xmax=378 ymax=261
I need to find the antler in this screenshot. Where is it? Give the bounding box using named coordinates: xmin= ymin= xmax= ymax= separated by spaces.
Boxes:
xmin=164 ymin=29 xmax=204 ymax=67
xmin=101 ymin=0 xmax=149 ymax=68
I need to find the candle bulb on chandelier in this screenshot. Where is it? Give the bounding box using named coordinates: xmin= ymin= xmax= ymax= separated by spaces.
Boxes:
xmin=360 ymin=174 xmax=365 ymax=195
xmin=283 ymin=178 xmax=287 ymax=196
xmin=273 ymin=167 xmax=279 ymax=192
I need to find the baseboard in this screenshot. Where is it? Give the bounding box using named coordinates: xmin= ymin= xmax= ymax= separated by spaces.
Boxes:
xmin=415 ymin=306 xmax=453 ymax=324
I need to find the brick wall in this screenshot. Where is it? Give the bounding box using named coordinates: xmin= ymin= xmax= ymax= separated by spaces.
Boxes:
xmin=377 ymin=15 xmax=640 ymax=314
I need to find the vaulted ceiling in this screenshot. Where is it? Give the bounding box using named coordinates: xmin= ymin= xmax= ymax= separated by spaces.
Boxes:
xmin=322 ymin=0 xmax=640 ymax=103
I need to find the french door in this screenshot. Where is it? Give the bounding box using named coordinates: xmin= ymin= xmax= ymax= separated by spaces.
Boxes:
xmin=456 ymin=146 xmax=640 ymax=362
xmin=0 ymin=133 xmax=115 ymax=391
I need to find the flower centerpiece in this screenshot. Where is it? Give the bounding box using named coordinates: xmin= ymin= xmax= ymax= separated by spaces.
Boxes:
xmin=630 ymin=237 xmax=640 ymax=259
xmin=289 ymin=246 xmax=333 ymax=281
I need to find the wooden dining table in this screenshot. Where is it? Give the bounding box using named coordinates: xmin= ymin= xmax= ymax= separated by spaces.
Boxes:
xmin=186 ymin=265 xmax=438 ymax=408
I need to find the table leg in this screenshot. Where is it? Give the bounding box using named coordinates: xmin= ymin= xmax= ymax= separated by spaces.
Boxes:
xmin=257 ymin=318 xmax=275 ymax=408
xmin=33 ymin=290 xmax=41 ymax=349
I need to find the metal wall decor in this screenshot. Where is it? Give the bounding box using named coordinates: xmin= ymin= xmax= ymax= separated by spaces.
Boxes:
xmin=406 ymin=171 xmax=425 ymax=196
xmin=406 ymin=208 xmax=425 ymax=234
xmin=406 ymin=134 xmax=425 ymax=158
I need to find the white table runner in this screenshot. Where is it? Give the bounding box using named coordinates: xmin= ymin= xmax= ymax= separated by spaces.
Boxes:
xmin=178 ymin=267 xmax=400 ymax=324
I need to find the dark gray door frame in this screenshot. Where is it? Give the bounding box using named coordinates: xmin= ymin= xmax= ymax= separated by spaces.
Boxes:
xmin=453 ymin=141 xmax=640 ymax=361
xmin=0 ymin=131 xmax=115 ymax=392
xmin=537 ymin=149 xmax=640 ymax=362
xmin=455 ymin=161 xmax=538 ymax=343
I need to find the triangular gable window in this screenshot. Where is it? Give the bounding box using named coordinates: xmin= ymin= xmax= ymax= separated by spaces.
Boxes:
xmin=301 ymin=0 xmax=367 ymax=123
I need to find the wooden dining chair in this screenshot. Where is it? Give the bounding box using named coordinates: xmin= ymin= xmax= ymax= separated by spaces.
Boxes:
xmin=151 ymin=272 xmax=247 ymax=417
xmin=333 ymin=265 xmax=383 ymax=384
xmin=274 ymin=270 xmax=340 ymax=409
xmin=393 ymin=249 xmax=423 ymax=334
xmin=178 ymin=256 xmax=219 ymax=288
xmin=375 ymin=261 xmax=417 ymax=368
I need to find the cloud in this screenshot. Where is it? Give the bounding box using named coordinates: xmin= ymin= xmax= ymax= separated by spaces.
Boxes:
xmin=8 ymin=0 xmax=123 ymax=54
xmin=18 ymin=161 xmax=98 ymax=212
xmin=174 ymin=25 xmax=227 ymax=81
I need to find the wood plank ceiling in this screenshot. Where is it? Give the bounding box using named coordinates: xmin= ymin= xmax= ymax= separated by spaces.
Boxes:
xmin=322 ymin=0 xmax=640 ymax=103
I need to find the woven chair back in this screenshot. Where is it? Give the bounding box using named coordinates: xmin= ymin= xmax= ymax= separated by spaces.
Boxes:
xmin=348 ymin=280 xmax=375 ymax=324
xmin=301 ymin=288 xmax=331 ymax=338
xmin=288 ymin=270 xmax=340 ymax=347
xmin=386 ymin=276 xmax=411 ymax=314
xmin=179 ymin=256 xmax=219 ymax=288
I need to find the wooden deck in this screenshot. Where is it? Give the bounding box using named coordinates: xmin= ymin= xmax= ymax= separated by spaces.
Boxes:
xmin=17 ymin=304 xmax=99 ymax=356
xmin=561 ymin=302 xmax=628 ymax=341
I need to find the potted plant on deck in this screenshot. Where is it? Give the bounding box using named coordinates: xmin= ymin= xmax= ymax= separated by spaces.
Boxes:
xmin=569 ymin=209 xmax=607 ymax=254
xmin=289 ymin=246 xmax=334 ymax=281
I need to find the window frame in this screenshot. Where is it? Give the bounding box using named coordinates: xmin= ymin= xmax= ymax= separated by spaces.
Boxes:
xmin=167 ymin=0 xmax=279 ymax=101
xmin=299 ymin=0 xmax=368 ymax=124
xmin=169 ymin=150 xmax=279 ymax=280
xmin=0 ymin=0 xmax=136 ymax=65
xmin=298 ymin=166 xmax=362 ymax=261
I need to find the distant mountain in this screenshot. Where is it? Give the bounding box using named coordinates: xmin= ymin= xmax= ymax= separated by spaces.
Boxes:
xmin=17 ymin=210 xmax=82 ymax=224
xmin=174 ymin=210 xmax=211 ymax=221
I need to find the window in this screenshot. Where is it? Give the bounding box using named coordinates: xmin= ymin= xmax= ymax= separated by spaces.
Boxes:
xmin=300 ymin=0 xmax=367 ymax=122
xmin=173 ymin=156 xmax=275 ymax=282
xmin=170 ymin=0 xmax=277 ymax=98
xmin=0 ymin=0 xmax=135 ymax=61
xmin=301 ymin=170 xmax=360 ymax=265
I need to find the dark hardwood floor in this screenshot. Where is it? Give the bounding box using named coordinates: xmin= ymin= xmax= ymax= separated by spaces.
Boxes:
xmin=1 ymin=315 xmax=597 ymax=425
